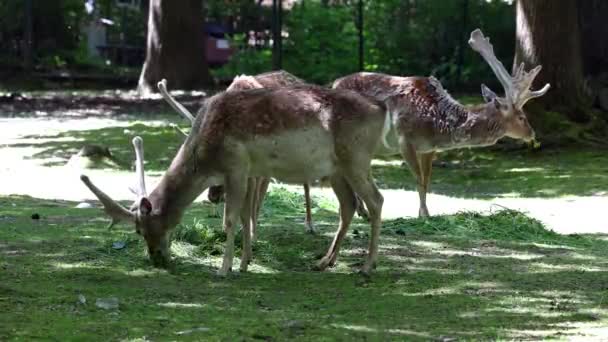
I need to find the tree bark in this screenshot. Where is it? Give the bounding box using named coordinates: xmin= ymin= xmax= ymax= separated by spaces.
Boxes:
xmin=514 ymin=0 xmax=589 ymax=122
xmin=578 ymin=0 xmax=608 ymax=76
xmin=137 ymin=0 xmax=211 ymax=96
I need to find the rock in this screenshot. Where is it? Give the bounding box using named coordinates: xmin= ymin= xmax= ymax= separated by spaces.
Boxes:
xmin=112 ymin=241 xmax=126 ymax=250
xmin=95 ymin=297 xmax=119 ymax=310
xmin=598 ymin=88 xmax=608 ymax=112
xmin=77 ymin=294 xmax=87 ymax=305
xmin=75 ymin=202 xmax=93 ymax=209
xmin=175 ymin=327 xmax=210 ymax=335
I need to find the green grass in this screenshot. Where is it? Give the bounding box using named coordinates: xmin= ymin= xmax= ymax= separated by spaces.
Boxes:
xmin=3 ymin=119 xmax=608 ymax=340
xmin=2 ymin=193 xmax=608 ymax=341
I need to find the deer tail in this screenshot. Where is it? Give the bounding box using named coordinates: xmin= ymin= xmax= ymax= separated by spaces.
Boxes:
xmin=381 ymin=101 xmax=393 ymax=149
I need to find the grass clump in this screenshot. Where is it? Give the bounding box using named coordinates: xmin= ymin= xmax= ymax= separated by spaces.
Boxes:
xmin=386 ymin=210 xmax=563 ymax=243
xmin=172 ymin=219 xmax=226 ymax=256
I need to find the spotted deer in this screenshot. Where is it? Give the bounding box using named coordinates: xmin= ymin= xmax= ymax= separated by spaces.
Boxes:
xmin=332 ymin=28 xmax=550 ymax=217
xmin=161 ymin=71 xmax=367 ymax=239
xmin=80 ymin=85 xmax=388 ymax=276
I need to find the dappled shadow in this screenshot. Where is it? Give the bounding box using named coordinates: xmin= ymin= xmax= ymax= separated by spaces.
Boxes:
xmin=2 ymin=195 xmax=608 ymax=340
xmin=373 ymin=148 xmax=608 ymax=199
xmin=0 ymin=89 xmax=206 ymax=118
xmin=9 ymin=123 xmax=187 ymax=170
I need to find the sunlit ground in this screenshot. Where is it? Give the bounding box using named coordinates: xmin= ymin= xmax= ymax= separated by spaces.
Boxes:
xmin=1 ymin=117 xmax=608 ymax=340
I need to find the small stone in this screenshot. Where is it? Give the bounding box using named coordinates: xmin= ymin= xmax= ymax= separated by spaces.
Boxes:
xmin=77 ymin=294 xmax=87 ymax=305
xmin=112 ymin=241 xmax=126 ymax=250
xmin=95 ymin=297 xmax=119 ymax=310
xmin=175 ymin=327 xmax=210 ymax=335
xmin=76 ymin=202 xmax=93 ymax=209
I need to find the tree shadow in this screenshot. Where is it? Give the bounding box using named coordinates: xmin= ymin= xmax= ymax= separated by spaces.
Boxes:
xmin=9 ymin=123 xmax=188 ymax=170
xmin=373 ymin=148 xmax=608 ymax=199
xmin=3 ymin=195 xmax=607 ymax=340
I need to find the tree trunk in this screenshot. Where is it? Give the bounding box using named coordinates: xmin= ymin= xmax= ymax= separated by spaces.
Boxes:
xmin=578 ymin=0 xmax=608 ymax=76
xmin=514 ymin=0 xmax=589 ymax=122
xmin=137 ymin=0 xmax=210 ymax=96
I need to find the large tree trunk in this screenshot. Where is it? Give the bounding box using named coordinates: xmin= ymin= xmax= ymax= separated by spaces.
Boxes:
xmin=137 ymin=0 xmax=211 ymax=96
xmin=578 ymin=0 xmax=608 ymax=76
xmin=514 ymin=0 xmax=589 ymax=122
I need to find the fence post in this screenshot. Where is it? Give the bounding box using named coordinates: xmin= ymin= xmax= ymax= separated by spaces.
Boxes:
xmin=272 ymin=0 xmax=283 ymax=70
xmin=23 ymin=0 xmax=33 ymax=71
xmin=358 ymin=0 xmax=364 ymax=71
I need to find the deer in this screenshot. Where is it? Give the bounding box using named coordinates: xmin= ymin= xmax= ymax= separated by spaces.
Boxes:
xmin=80 ymin=84 xmax=388 ymax=276
xmin=332 ymin=28 xmax=550 ymax=218
xmin=160 ymin=71 xmax=367 ymax=240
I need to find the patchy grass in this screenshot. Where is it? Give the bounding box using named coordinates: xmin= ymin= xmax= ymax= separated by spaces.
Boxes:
xmin=2 ymin=193 xmax=608 ymax=341
xmin=373 ymin=147 xmax=608 ymax=199
xmin=9 ymin=121 xmax=608 ymax=199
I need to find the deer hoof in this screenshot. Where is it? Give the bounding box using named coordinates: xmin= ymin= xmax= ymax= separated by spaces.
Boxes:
xmin=304 ymin=222 xmax=316 ymax=234
xmin=217 ymin=266 xmax=232 ymax=277
xmin=418 ymin=207 xmax=430 ymax=218
xmin=239 ymin=259 xmax=249 ymax=273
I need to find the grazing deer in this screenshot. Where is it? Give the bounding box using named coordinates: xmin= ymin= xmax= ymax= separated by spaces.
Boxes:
xmin=80 ymin=85 xmax=388 ymax=276
xmin=332 ymin=28 xmax=550 ymax=217
xmin=161 ymin=71 xmax=366 ymax=239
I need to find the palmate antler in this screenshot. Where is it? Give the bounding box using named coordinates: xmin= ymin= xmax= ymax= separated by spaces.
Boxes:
xmin=468 ymin=29 xmax=550 ymax=109
xmin=80 ymin=136 xmax=149 ymax=229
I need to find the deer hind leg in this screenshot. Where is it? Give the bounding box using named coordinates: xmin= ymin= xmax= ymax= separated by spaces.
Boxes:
xmin=355 ymin=194 xmax=370 ymax=221
xmin=303 ymin=183 xmax=315 ymax=233
xmin=418 ymin=152 xmax=436 ymax=217
xmin=239 ymin=178 xmax=256 ymax=272
xmin=218 ymin=171 xmax=248 ymax=277
xmin=346 ymin=171 xmax=384 ymax=275
xmin=251 ymin=177 xmax=270 ymax=242
xmin=316 ymin=175 xmax=356 ymax=271
xmin=401 ymin=142 xmax=428 ymax=218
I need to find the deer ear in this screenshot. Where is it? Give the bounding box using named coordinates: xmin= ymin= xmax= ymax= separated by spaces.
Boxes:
xmin=139 ymin=197 xmax=153 ymax=216
xmin=481 ymin=84 xmax=498 ymax=103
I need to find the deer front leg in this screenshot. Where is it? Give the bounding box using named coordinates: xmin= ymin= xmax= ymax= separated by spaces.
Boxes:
xmin=218 ymin=172 xmax=248 ymax=277
xmin=303 ymin=183 xmax=315 ymax=233
xmin=316 ymin=175 xmax=356 ymax=270
xmin=401 ymin=142 xmax=428 ymax=218
xmin=251 ymin=177 xmax=270 ymax=242
xmin=239 ymin=178 xmax=256 ymax=272
xmin=418 ymin=152 xmax=436 ymax=217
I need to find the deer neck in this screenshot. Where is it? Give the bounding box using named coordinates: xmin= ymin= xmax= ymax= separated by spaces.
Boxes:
xmin=147 ymin=145 xmax=210 ymax=228
xmin=453 ymin=105 xmax=506 ymax=148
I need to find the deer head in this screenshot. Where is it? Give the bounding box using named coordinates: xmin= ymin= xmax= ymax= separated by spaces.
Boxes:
xmin=80 ymin=136 xmax=172 ymax=268
xmin=468 ymin=29 xmax=550 ymax=142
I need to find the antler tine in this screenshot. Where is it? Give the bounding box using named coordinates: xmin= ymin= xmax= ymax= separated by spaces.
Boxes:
xmin=513 ymin=65 xmax=551 ymax=109
xmin=132 ymin=136 xmax=147 ymax=197
xmin=468 ymin=28 xmax=514 ymax=102
xmin=80 ymin=174 xmax=134 ymax=224
xmin=157 ymin=79 xmax=195 ymax=123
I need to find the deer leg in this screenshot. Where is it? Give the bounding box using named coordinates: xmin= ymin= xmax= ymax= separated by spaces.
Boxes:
xmin=218 ymin=172 xmax=248 ymax=277
xmin=418 ymin=152 xmax=436 ymax=218
xmin=239 ymin=178 xmax=256 ymax=272
xmin=317 ymin=175 xmax=356 ymax=271
xmin=401 ymin=142 xmax=427 ymax=218
xmin=355 ymin=194 xmax=369 ymax=221
xmin=346 ymin=172 xmax=384 ymax=275
xmin=303 ymin=183 xmax=315 ymax=233
xmin=251 ymin=177 xmax=270 ymax=242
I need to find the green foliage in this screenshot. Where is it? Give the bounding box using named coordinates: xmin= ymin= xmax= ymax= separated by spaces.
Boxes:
xmin=172 ymin=219 xmax=227 ymax=256
xmin=282 ymin=2 xmax=360 ymax=84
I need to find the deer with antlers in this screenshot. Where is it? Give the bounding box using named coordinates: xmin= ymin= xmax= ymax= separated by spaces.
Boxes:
xmin=332 ymin=29 xmax=550 ymax=217
xmin=80 ymin=84 xmax=388 ymax=276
